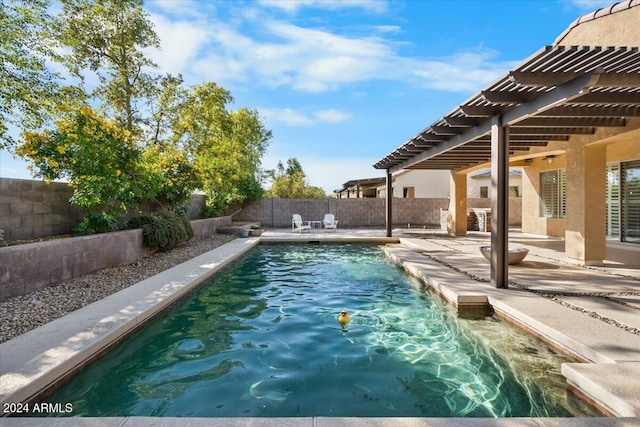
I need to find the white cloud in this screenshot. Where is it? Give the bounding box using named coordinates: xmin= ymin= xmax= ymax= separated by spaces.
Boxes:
xmin=148 ymin=13 xmax=211 ymax=76
xmin=260 ymin=108 xmax=314 ymax=126
xmin=260 ymin=108 xmax=352 ymax=126
xmin=148 ymin=0 xmax=208 ymax=19
xmin=147 ymin=4 xmax=515 ymax=95
xmin=373 ymin=25 xmax=402 ymax=34
xmin=314 ymin=109 xmax=352 ymax=123
xmin=410 ymin=50 xmax=518 ymax=92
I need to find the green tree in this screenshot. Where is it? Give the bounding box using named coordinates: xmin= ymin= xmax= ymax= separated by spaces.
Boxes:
xmin=142 ymin=144 xmax=201 ymax=209
xmin=267 ymin=158 xmax=327 ymax=198
xmin=15 ymin=107 xmax=148 ymax=213
xmin=172 ymin=82 xmax=271 ymax=215
xmin=147 ymin=73 xmax=186 ymax=147
xmin=0 ymin=0 xmax=73 ymax=149
xmin=58 ymin=0 xmax=160 ymax=133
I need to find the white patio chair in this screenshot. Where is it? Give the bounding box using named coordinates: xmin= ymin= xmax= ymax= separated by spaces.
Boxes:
xmin=292 ymin=214 xmax=311 ymax=233
xmin=323 ymin=214 xmax=338 ymax=231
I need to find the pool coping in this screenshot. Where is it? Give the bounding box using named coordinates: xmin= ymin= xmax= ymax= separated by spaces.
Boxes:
xmin=1 ymin=235 xmax=639 ymax=425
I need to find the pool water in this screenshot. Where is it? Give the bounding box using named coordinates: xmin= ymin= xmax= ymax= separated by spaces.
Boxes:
xmin=43 ymin=244 xmax=596 ymax=417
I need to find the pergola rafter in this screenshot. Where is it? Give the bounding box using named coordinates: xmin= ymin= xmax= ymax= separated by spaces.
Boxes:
xmin=374 ymin=45 xmax=640 ymax=288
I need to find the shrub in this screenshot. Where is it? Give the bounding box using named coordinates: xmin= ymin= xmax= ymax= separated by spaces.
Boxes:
xmin=127 ymin=210 xmax=193 ymax=250
xmin=73 ymin=212 xmax=125 ymax=236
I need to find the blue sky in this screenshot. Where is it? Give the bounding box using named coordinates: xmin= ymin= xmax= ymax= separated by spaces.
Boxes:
xmin=0 ymin=0 xmax=615 ymax=193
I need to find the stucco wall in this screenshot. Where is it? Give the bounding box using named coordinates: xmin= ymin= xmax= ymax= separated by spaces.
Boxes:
xmin=468 ymin=175 xmax=523 ymax=198
xmin=392 ymin=170 xmax=450 ymax=198
xmin=520 ymin=135 xmax=640 ymax=239
xmin=555 ymin=3 xmax=640 ymax=46
xmin=521 ymin=156 xmax=568 ymax=238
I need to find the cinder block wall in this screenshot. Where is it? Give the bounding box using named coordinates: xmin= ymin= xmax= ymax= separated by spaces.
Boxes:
xmin=0 ymin=178 xmax=83 ymax=241
xmin=0 ymin=178 xmax=210 ymax=242
xmin=0 ymin=216 xmax=231 ymax=301
xmin=234 ymin=198 xmax=452 ymax=227
xmin=191 ymin=216 xmax=231 ymax=241
xmin=233 ymin=197 xmax=521 ymax=228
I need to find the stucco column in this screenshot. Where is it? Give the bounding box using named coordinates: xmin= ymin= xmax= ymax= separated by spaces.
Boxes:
xmin=447 ymin=171 xmax=467 ymax=236
xmin=565 ymin=143 xmax=606 ymax=265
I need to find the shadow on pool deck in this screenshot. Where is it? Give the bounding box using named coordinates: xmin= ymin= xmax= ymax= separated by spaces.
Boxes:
xmin=1 ymin=227 xmax=639 ymax=426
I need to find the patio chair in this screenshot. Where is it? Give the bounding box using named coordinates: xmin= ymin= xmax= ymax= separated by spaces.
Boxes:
xmin=292 ymin=214 xmax=312 ymax=233
xmin=323 ymin=214 xmax=338 ymax=231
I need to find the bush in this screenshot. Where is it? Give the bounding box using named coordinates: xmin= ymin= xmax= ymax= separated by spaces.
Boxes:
xmin=127 ymin=210 xmax=193 ymax=250
xmin=73 ymin=212 xmax=125 ymax=236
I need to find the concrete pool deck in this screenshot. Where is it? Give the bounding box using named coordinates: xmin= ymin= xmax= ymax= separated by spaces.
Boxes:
xmin=1 ymin=227 xmax=639 ymax=426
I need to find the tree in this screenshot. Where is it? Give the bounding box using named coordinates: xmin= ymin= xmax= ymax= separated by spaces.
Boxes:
xmin=0 ymin=0 xmax=73 ymax=149
xmin=267 ymin=158 xmax=327 ymax=198
xmin=172 ymin=82 xmax=271 ymax=215
xmin=15 ymin=107 xmax=148 ymax=213
xmin=146 ymin=73 xmax=186 ymax=147
xmin=142 ymin=144 xmax=201 ymax=209
xmin=58 ymin=0 xmax=160 ymax=134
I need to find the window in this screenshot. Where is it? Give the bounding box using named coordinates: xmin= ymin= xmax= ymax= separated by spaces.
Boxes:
xmin=606 ymin=164 xmax=620 ymax=239
xmin=403 ymin=187 xmax=415 ymax=198
xmin=621 ymin=160 xmax=640 ymax=244
xmin=540 ymin=169 xmax=566 ymax=218
xmin=480 ymin=186 xmax=488 ymax=198
xmin=509 ymin=186 xmax=520 ymax=198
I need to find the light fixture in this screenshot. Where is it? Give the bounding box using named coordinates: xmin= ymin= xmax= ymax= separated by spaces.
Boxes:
xmin=545 ymin=155 xmax=557 ymax=165
xmin=524 ymin=158 xmax=533 ymax=165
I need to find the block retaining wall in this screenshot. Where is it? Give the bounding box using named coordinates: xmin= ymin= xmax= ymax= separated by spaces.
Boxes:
xmin=0 ymin=178 xmax=208 ymax=242
xmin=0 ymin=216 xmax=231 ymax=301
xmin=0 ymin=178 xmax=83 ymax=241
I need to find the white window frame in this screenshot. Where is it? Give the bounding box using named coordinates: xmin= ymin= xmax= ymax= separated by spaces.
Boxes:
xmin=539 ymin=169 xmax=566 ymax=219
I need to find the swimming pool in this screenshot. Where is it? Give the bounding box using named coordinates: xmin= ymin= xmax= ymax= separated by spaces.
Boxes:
xmin=41 ymin=244 xmax=596 ymax=417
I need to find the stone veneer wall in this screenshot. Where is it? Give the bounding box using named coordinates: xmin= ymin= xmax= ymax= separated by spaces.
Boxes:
xmin=233 ymin=197 xmax=521 ymax=228
xmin=0 ymin=216 xmax=231 ymax=301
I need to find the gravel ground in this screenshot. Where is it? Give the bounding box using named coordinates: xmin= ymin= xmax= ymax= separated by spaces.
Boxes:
xmin=0 ymin=234 xmax=236 ymax=343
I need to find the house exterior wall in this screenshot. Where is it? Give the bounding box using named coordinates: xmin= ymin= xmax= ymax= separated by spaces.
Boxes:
xmin=521 ymin=156 xmax=568 ymax=238
xmin=468 ymin=173 xmax=523 ymax=198
xmin=374 ymin=170 xmax=450 ymax=198
xmin=520 ymin=128 xmax=640 ymax=246
xmin=392 ymin=170 xmax=450 ymax=198
xmin=555 ymin=3 xmax=640 ymax=46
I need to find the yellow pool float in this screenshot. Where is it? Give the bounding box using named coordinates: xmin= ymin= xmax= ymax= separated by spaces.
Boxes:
xmin=338 ymin=309 xmax=350 ymax=323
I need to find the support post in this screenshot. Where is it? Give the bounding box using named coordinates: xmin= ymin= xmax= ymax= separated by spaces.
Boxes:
xmin=447 ymin=172 xmax=467 ymax=236
xmin=490 ymin=115 xmax=509 ymax=288
xmin=385 ymin=169 xmax=392 ymax=237
xmin=565 ymin=142 xmax=606 ymax=265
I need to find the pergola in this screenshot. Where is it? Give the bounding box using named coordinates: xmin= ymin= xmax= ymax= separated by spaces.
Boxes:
xmin=374 ymin=45 xmax=640 ymax=288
